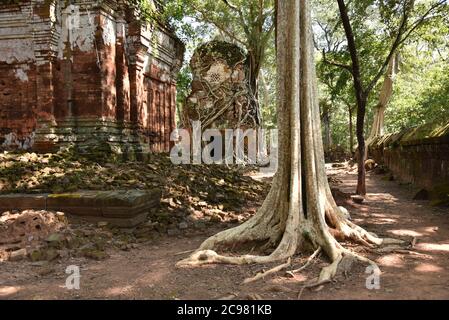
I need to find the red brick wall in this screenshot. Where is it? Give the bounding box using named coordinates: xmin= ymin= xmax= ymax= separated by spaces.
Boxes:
xmin=0 ymin=64 xmax=37 ymax=143
xmin=0 ymin=1 xmax=184 ymax=153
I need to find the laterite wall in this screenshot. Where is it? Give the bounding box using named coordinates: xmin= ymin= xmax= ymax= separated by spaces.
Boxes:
xmin=369 ymin=122 xmax=449 ymax=190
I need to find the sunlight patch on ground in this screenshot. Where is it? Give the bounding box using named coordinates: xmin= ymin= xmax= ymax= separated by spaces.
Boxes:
xmin=414 ymin=263 xmax=444 ymax=273
xmin=104 ymin=285 xmax=134 ymax=297
xmin=415 ymin=243 xmax=449 ymax=253
xmin=389 ymin=229 xmax=423 ymax=237
xmin=367 ymin=193 xmax=399 ymax=202
xmin=248 ymin=171 xmax=275 ymax=182
xmin=368 ymin=213 xmax=401 ymax=222
xmin=367 ymin=217 xmax=398 ymax=225
xmin=422 ymin=226 xmax=440 ymax=233
xmin=377 ymin=254 xmax=404 ymax=268
xmin=0 ymin=286 xmax=20 ymax=297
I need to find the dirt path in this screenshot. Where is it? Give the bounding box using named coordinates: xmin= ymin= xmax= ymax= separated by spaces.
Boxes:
xmin=1 ymin=166 xmax=448 ymax=300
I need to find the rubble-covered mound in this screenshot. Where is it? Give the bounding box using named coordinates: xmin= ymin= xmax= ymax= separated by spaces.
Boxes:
xmin=0 ymin=209 xmax=113 ymax=263
xmin=0 ymin=210 xmax=67 ymax=262
xmin=0 ymin=148 xmax=270 ymax=262
xmin=0 ymin=210 xmax=66 ymax=245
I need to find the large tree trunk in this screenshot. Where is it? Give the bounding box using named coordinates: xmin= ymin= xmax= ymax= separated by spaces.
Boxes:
xmin=178 ymin=0 xmax=399 ymax=282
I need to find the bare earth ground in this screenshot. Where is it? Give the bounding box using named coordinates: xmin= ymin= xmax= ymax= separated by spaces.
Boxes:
xmin=1 ymin=165 xmax=448 ymax=300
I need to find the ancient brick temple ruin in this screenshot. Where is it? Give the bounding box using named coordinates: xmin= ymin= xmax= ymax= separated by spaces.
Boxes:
xmin=0 ymin=0 xmax=184 ymax=157
xmin=183 ymin=40 xmax=259 ymax=130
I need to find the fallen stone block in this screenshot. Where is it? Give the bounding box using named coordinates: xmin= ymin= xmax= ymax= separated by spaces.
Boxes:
xmin=0 ymin=194 xmax=47 ymax=212
xmin=0 ymin=189 xmax=161 ymax=227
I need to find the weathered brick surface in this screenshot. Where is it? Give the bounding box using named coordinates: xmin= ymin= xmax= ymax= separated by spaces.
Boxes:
xmin=369 ymin=122 xmax=449 ymax=190
xmin=0 ymin=194 xmax=47 ymax=212
xmin=0 ymin=189 xmax=161 ymax=227
xmin=0 ymin=1 xmax=184 ymax=155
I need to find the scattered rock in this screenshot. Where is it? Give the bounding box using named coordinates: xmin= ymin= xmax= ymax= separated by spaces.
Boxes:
xmin=82 ymin=248 xmax=108 ymax=260
xmin=194 ymin=221 xmax=206 ymax=230
xmin=46 ymin=233 xmax=64 ymax=247
xmin=9 ymin=248 xmax=27 ymax=261
xmin=351 ymin=195 xmax=365 ymax=204
xmin=29 ymin=249 xmax=45 ymax=262
xmin=30 ymin=261 xmax=48 ymax=267
xmin=430 ymin=183 xmax=449 ymax=207
xmin=120 ymin=244 xmax=134 ymax=251
xmin=0 ymin=210 xmax=67 ymax=249
xmin=0 ymin=151 xmax=270 ymax=264
xmin=167 ymin=228 xmax=180 ymax=236
xmin=364 ymin=159 xmax=377 ymax=171
xmin=413 ymin=189 xmax=430 ymax=201
xmin=36 ymin=266 xmax=55 ymax=276
xmin=178 ymin=222 xmax=188 ymax=230
xmin=209 ymin=215 xmax=221 ymax=223
xmin=55 ymin=212 xmax=66 ymax=222
xmin=45 ymin=248 xmax=59 ymax=261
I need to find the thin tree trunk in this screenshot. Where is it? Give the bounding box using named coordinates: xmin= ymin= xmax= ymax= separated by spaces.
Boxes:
xmin=337 ymin=0 xmax=368 ymax=195
xmin=348 ymin=104 xmax=354 ymax=153
xmin=356 ymin=97 xmax=367 ymax=195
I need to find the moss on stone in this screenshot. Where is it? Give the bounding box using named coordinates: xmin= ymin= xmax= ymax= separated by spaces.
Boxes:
xmin=47 ymin=193 xmax=82 ymax=199
xmin=372 ymin=120 xmax=449 ymax=149
xmin=401 ymin=121 xmax=449 ymax=143
xmin=430 ymin=183 xmax=449 ymax=207
xmin=196 ymin=40 xmax=246 ymax=67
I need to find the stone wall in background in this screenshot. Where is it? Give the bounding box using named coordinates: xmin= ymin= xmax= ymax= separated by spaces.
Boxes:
xmin=0 ymin=0 xmax=184 ymax=158
xmin=369 ymin=121 xmax=449 ymax=195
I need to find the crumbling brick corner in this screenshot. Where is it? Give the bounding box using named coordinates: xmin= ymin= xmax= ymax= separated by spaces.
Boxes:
xmin=0 ymin=0 xmax=184 ymax=159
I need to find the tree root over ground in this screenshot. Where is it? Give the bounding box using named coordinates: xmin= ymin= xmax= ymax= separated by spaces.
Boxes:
xmin=176 ymin=203 xmax=404 ymax=286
